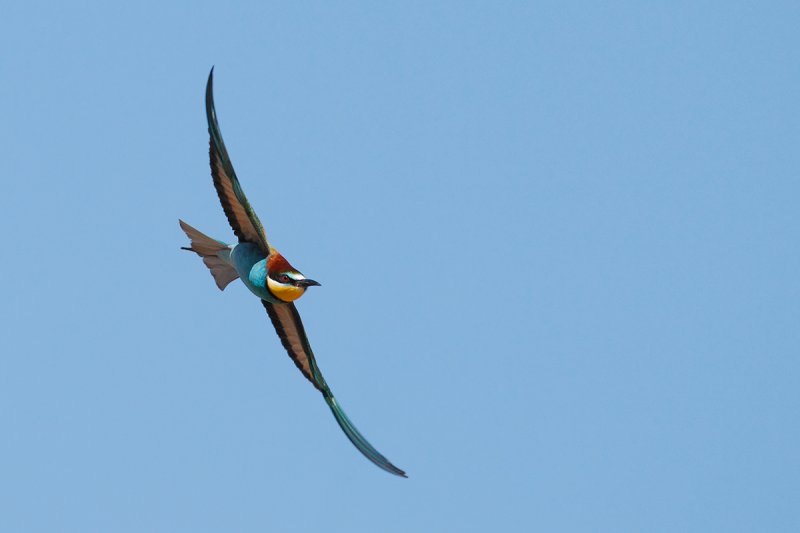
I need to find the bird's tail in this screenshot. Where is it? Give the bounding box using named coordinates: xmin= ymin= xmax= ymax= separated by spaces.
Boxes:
xmin=179 ymin=219 xmax=239 ymax=291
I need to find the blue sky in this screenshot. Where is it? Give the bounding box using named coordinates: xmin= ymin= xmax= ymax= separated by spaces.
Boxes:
xmin=2 ymin=2 xmax=798 ymax=531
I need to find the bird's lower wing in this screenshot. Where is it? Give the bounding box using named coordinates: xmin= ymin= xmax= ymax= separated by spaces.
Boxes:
xmin=261 ymin=300 xmax=407 ymax=477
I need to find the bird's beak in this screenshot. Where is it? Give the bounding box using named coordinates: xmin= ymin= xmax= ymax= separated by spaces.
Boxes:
xmin=298 ymin=279 xmax=321 ymax=288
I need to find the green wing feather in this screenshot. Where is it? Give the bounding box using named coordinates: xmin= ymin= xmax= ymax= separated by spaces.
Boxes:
xmin=262 ymin=300 xmax=407 ymax=477
xmin=205 ymin=68 xmax=272 ymax=254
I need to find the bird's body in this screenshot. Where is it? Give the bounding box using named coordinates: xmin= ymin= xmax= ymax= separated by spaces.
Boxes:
xmin=228 ymin=243 xmax=270 ymax=299
xmin=179 ymin=69 xmax=406 ymax=477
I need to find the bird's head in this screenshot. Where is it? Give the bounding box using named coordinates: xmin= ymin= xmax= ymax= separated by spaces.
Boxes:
xmin=266 ymin=252 xmax=321 ymax=303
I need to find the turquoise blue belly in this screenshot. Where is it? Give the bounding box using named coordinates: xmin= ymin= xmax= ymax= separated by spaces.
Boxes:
xmin=229 ymin=243 xmax=280 ymax=303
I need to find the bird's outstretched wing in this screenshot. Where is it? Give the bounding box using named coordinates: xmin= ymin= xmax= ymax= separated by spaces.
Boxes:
xmin=206 ymin=68 xmax=272 ymax=254
xmin=262 ymin=300 xmax=407 ymax=477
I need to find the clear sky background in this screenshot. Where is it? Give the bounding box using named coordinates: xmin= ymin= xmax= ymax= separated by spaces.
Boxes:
xmin=2 ymin=2 xmax=798 ymax=532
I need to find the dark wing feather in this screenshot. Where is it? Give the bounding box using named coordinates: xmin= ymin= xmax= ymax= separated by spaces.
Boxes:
xmin=263 ymin=300 xmax=319 ymax=389
xmin=206 ymin=68 xmax=272 ymax=253
xmin=261 ymin=300 xmax=407 ymax=477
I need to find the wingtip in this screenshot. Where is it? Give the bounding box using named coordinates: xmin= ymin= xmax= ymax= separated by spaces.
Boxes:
xmin=206 ymin=68 xmax=214 ymax=98
xmin=393 ymin=467 xmax=409 ymax=478
xmin=391 ymin=464 xmax=408 ymax=478
xmin=205 ymin=67 xmax=219 ymax=137
xmin=322 ymin=393 xmax=408 ymax=478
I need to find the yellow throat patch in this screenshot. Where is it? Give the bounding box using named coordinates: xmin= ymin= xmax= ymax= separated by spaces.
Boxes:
xmin=267 ymin=277 xmax=306 ymax=302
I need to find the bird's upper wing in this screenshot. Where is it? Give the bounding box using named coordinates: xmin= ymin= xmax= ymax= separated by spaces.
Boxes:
xmin=205 ymin=68 xmax=272 ymax=254
xmin=262 ymin=300 xmax=407 ymax=477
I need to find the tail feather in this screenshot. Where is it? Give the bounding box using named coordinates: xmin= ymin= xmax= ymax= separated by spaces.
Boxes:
xmin=179 ymin=219 xmax=239 ymax=290
xmin=202 ymin=255 xmax=240 ymax=290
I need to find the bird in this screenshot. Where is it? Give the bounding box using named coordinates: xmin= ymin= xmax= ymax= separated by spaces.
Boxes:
xmin=179 ymin=68 xmax=406 ymax=477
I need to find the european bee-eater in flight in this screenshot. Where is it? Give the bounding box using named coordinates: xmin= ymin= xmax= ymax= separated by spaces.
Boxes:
xmin=179 ymin=68 xmax=406 ymax=477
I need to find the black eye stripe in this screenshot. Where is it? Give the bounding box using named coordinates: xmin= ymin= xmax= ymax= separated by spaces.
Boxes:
xmin=271 ymin=273 xmax=304 ymax=286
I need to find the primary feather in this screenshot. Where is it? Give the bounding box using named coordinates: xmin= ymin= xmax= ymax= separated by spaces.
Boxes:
xmin=262 ymin=300 xmax=407 ymax=477
xmin=206 ymin=68 xmax=272 ymax=254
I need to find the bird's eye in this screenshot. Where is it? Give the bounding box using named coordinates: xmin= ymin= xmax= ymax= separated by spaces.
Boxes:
xmin=279 ymin=274 xmax=290 ymax=283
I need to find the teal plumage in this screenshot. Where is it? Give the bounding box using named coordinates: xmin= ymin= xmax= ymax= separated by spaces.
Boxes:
xmin=229 ymin=242 xmax=275 ymax=302
xmin=180 ymin=69 xmax=406 ymax=477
